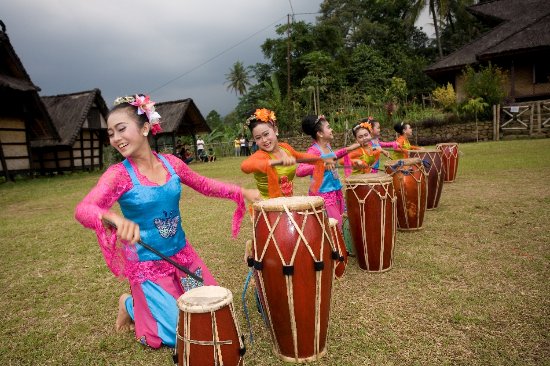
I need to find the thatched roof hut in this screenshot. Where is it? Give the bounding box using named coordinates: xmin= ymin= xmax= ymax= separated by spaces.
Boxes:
xmin=153 ymin=98 xmax=211 ymax=154
xmin=425 ymin=0 xmax=550 ymax=102
xmin=33 ymin=89 xmax=109 ymax=173
xmin=0 ymin=21 xmax=58 ymax=180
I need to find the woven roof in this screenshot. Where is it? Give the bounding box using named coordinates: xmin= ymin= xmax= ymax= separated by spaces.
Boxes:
xmin=425 ymin=0 xmax=550 ymax=75
xmin=40 ymin=89 xmax=108 ymax=146
xmin=0 ymin=23 xmax=59 ymax=144
xmin=154 ymin=99 xmax=211 ymax=136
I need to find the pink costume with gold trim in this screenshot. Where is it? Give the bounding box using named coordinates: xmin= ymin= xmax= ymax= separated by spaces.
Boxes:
xmin=75 ymin=153 xmax=245 ymax=348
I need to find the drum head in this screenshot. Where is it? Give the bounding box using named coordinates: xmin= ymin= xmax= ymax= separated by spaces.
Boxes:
xmin=177 ymin=286 xmax=233 ymax=313
xmin=253 ymin=196 xmax=325 ymax=212
xmin=345 ymin=172 xmax=392 ymax=184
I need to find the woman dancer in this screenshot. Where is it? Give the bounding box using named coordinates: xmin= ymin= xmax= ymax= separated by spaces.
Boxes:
xmin=241 ymin=108 xmax=325 ymax=199
xmin=366 ymin=118 xmax=395 ymax=172
xmin=296 ymin=114 xmax=360 ymax=228
xmin=391 ymin=121 xmax=421 ymax=159
xmin=75 ymin=94 xmax=259 ymax=349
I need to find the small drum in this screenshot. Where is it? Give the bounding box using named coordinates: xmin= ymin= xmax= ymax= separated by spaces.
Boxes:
xmin=328 ymin=218 xmax=348 ymax=278
xmin=176 ymin=286 xmax=245 ymax=366
xmin=436 ymin=142 xmax=459 ymax=182
xmin=252 ymin=196 xmax=333 ymax=362
xmin=409 ymin=148 xmax=445 ymax=209
xmin=344 ymin=173 xmax=397 ymax=272
xmin=341 ymin=213 xmax=355 ymax=257
xmin=384 ymin=158 xmax=428 ymax=231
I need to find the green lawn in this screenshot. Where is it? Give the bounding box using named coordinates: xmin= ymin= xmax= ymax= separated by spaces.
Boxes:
xmin=0 ymin=139 xmax=549 ymax=365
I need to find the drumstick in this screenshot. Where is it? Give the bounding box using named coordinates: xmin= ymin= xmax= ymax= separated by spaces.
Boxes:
xmin=270 ymin=157 xmax=321 ymax=166
xmin=103 ymin=219 xmax=204 ymax=283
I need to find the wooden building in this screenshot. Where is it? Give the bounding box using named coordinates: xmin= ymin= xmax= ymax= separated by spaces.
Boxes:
xmin=33 ymin=89 xmax=109 ymax=173
xmin=0 ymin=21 xmax=59 ymax=180
xmin=425 ymin=0 xmax=550 ymax=103
xmin=153 ymin=98 xmax=211 ymax=155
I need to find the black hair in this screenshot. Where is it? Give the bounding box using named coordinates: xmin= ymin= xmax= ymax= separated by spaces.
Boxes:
xmin=108 ymin=95 xmax=148 ymax=127
xmin=394 ymin=121 xmax=408 ymax=135
xmin=301 ymin=115 xmax=325 ymax=140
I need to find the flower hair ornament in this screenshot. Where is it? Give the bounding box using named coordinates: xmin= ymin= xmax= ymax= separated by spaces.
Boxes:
xmin=245 ymin=108 xmax=277 ymax=126
xmin=114 ymin=94 xmax=163 ymax=135
xmin=314 ymin=114 xmax=326 ymax=127
xmin=353 ymin=121 xmax=373 ymax=133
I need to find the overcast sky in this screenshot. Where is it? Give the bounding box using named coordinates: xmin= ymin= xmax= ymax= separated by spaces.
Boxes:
xmin=3 ymin=0 xmax=433 ymax=117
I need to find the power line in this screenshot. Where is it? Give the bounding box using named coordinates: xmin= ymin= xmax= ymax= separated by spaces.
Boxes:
xmin=148 ymin=15 xmax=287 ymax=95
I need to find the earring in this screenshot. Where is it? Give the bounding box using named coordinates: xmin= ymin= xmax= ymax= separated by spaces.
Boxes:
xmin=143 ymin=132 xmax=148 ymax=137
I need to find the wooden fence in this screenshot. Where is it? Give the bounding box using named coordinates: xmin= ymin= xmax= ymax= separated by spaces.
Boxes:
xmin=493 ymin=100 xmax=550 ymax=140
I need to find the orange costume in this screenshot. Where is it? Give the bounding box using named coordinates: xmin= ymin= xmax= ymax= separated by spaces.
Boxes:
xmin=341 ymin=146 xmax=381 ymax=175
xmin=391 ymin=135 xmax=420 ymax=160
xmin=241 ymin=142 xmax=324 ymax=199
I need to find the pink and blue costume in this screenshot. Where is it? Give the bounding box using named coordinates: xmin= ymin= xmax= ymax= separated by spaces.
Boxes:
xmin=296 ymin=143 xmax=351 ymax=229
xmin=75 ymin=153 xmax=245 ymax=348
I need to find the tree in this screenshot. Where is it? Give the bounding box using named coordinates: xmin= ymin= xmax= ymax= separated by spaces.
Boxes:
xmin=225 ymin=61 xmax=252 ymax=96
xmin=462 ymin=63 xmax=507 ymax=117
xmin=462 ymin=97 xmax=489 ymax=142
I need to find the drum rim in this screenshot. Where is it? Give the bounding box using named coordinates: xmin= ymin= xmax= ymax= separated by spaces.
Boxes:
xmin=383 ymin=157 xmax=422 ymax=166
xmin=345 ymin=172 xmax=393 ymax=184
xmin=177 ymin=285 xmax=233 ymax=313
xmin=253 ymin=196 xmax=325 ymax=211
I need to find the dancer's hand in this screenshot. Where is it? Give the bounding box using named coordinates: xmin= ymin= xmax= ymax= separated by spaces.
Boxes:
xmin=242 ymin=188 xmax=261 ymax=202
xmin=100 ymin=212 xmax=140 ymax=244
xmin=324 ymin=157 xmax=336 ymax=171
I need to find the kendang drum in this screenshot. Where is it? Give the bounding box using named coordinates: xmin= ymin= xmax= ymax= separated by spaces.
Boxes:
xmin=344 ymin=173 xmax=397 ymax=272
xmin=384 ymin=159 xmax=428 ymax=231
xmin=328 ymin=218 xmax=348 ymax=278
xmin=409 ymin=148 xmax=445 ymax=209
xmin=175 ymin=286 xmax=245 ymax=366
xmin=252 ymin=196 xmax=334 ymax=363
xmin=436 ymin=142 xmax=459 ymax=182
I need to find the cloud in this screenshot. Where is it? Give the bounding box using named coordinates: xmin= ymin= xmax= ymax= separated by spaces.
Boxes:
xmin=3 ymin=0 xmax=322 ymax=115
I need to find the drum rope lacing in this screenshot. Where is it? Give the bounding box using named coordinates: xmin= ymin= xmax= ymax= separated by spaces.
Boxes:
xmin=409 ymin=151 xmax=445 ymax=209
xmin=252 ymin=201 xmax=332 ymax=361
xmin=386 ymin=162 xmax=428 ymax=229
xmin=176 ymin=301 xmax=245 ymax=366
xmin=345 ymin=179 xmax=397 ymax=271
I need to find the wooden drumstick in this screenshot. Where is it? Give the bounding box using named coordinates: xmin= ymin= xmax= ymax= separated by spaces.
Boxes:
xmin=103 ymin=219 xmax=204 ymax=283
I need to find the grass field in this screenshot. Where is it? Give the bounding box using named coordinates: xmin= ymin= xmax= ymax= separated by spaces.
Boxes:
xmin=0 ymin=139 xmax=549 ymax=365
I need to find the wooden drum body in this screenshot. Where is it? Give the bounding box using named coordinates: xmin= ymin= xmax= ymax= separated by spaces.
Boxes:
xmin=436 ymin=142 xmax=459 ymax=182
xmin=384 ymin=158 xmax=428 ymax=231
xmin=328 ymin=218 xmax=348 ymax=278
xmin=176 ymin=286 xmax=245 ymax=366
xmin=344 ymin=173 xmax=397 ymax=272
xmin=252 ymin=196 xmax=334 ymax=363
xmin=409 ymin=149 xmax=445 ymax=209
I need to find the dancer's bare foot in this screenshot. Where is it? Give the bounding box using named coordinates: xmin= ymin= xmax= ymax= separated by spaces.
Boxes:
xmin=115 ymin=293 xmax=134 ymax=332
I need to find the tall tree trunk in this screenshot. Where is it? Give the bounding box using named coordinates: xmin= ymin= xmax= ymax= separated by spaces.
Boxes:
xmin=430 ymin=0 xmax=443 ymax=58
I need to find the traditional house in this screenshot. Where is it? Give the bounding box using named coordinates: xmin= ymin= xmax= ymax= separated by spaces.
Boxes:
xmin=425 ymin=0 xmax=550 ymax=103
xmin=34 ymin=89 xmax=109 ymax=174
xmin=0 ymin=21 xmax=59 ymax=180
xmin=153 ymin=98 xmax=211 ymax=155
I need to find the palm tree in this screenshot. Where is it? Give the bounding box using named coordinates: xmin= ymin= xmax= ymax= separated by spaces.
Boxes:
xmin=225 ymin=61 xmax=251 ymax=96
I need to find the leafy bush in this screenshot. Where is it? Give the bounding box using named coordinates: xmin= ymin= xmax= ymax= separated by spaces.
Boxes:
xmin=462 ymin=63 xmax=507 ymax=110
xmin=432 ymin=83 xmax=457 ymax=112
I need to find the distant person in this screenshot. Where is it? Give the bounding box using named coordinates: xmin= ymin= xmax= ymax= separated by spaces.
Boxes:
xmin=239 ymin=136 xmax=247 ymax=157
xmin=207 ymin=148 xmax=217 ymax=162
xmin=234 ymin=138 xmax=240 ymax=157
xmin=196 ymin=137 xmax=205 ymax=158
xmin=183 ymin=148 xmax=193 ymax=165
